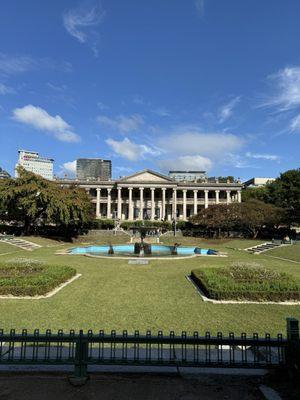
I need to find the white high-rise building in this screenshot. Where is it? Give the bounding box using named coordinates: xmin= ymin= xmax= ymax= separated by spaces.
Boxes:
xmin=15 ymin=150 xmax=54 ymax=180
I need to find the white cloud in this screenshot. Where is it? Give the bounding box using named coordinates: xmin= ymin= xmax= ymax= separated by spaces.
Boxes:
xmin=0 ymin=53 xmax=72 ymax=76
xmin=195 ymin=0 xmax=205 ymax=17
xmin=158 ymin=129 xmax=243 ymax=158
xmin=97 ymin=114 xmax=144 ymax=133
xmin=219 ymin=96 xmax=241 ymax=123
xmin=0 ymin=83 xmax=14 ymax=94
xmin=106 ymin=137 xmax=159 ymax=161
xmin=158 ymin=155 xmax=212 ymax=172
xmin=63 ymin=0 xmax=105 ymax=55
xmin=12 ymin=105 xmax=80 ymax=143
xmin=156 ymin=128 xmax=244 ymax=171
xmin=62 ymin=160 xmax=77 ymax=175
xmin=265 ymin=67 xmax=300 ymax=111
xmin=156 ymin=127 xmax=244 ymax=171
xmin=0 ymin=53 xmax=35 ymax=75
xmin=289 ymin=114 xmax=300 ymax=132
xmin=245 ymin=152 xmax=280 ymax=161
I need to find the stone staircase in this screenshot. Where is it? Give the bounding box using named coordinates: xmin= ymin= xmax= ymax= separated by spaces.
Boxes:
xmin=0 ymin=236 xmax=41 ymax=251
xmin=245 ymin=242 xmax=283 ymax=254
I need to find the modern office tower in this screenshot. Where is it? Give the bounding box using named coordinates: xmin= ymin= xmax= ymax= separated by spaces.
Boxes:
xmin=0 ymin=167 xmax=10 ymax=179
xmin=169 ymin=170 xmax=207 ymax=182
xmin=76 ymin=158 xmax=112 ymax=181
xmin=15 ymin=150 xmax=54 ymax=180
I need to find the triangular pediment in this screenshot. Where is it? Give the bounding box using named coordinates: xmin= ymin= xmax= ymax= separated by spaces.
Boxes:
xmin=119 ymin=169 xmax=174 ymax=183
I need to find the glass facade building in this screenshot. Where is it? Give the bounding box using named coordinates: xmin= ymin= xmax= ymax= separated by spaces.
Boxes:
xmin=76 ymin=159 xmax=112 ymax=181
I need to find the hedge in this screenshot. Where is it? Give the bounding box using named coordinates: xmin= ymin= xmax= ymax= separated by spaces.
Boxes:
xmin=120 ymin=220 xmax=172 ymax=231
xmin=88 ymin=219 xmax=115 ymax=230
xmin=0 ymin=260 xmax=76 ymax=296
xmin=191 ymin=263 xmax=300 ymax=302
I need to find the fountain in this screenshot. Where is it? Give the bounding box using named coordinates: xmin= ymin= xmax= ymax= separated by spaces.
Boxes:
xmin=130 ymin=223 xmax=158 ymax=256
xmin=69 ymin=222 xmax=217 ymax=257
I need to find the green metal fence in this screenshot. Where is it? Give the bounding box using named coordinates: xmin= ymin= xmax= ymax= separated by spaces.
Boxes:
xmin=0 ymin=318 xmax=299 ymax=382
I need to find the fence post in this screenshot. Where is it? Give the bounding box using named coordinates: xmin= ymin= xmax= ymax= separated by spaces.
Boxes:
xmin=69 ymin=330 xmax=89 ymax=386
xmin=286 ymin=318 xmax=300 ymax=374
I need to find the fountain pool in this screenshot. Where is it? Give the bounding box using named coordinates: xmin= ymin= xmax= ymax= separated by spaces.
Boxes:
xmin=69 ymin=244 xmax=217 ymax=258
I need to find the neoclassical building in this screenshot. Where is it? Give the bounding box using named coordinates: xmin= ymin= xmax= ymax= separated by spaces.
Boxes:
xmin=61 ymin=169 xmax=242 ymax=221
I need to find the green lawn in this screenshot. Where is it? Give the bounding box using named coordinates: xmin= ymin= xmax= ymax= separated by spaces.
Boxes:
xmin=0 ymin=242 xmax=23 ymax=255
xmin=266 ymin=244 xmax=300 ymax=262
xmin=0 ymin=235 xmax=299 ymax=336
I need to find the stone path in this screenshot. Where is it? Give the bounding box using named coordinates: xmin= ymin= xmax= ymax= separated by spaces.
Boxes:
xmin=0 ymin=236 xmax=41 ymax=251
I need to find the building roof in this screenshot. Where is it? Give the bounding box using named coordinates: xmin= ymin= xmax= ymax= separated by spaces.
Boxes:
xmin=118 ymin=169 xmax=174 ymax=183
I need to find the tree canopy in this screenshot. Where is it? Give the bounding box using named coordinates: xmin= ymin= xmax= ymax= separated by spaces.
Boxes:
xmin=242 ymin=169 xmax=300 ymax=224
xmin=190 ymin=200 xmax=284 ymax=238
xmin=265 ymin=169 xmax=300 ymax=223
xmin=0 ymin=168 xmax=93 ymax=237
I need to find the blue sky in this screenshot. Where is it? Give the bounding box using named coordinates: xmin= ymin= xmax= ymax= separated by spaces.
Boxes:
xmin=0 ymin=0 xmax=300 ymax=180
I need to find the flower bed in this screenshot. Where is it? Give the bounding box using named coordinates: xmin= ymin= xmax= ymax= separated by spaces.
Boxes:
xmin=0 ymin=259 xmax=76 ymax=296
xmin=191 ymin=262 xmax=300 ymax=302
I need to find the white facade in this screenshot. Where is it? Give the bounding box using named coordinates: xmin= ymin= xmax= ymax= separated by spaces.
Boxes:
xmin=169 ymin=170 xmax=207 ymax=182
xmin=15 ymin=150 xmax=54 ymax=180
xmin=61 ymin=169 xmax=243 ymax=222
xmin=243 ymin=177 xmax=275 ymax=188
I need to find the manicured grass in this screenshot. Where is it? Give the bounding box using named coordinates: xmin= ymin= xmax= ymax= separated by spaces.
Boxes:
xmin=266 ymin=245 xmax=300 ymax=262
xmin=161 ymin=236 xmax=265 ymax=250
xmin=0 ymin=260 xmax=76 ymax=296
xmin=0 ymin=242 xmax=21 ymax=254
xmin=191 ymin=263 xmax=300 ymax=301
xmin=0 ymin=236 xmax=299 ymax=336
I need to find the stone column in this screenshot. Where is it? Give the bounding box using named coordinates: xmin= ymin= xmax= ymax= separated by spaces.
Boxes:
xmin=139 ymin=187 xmax=144 ymax=220
xmin=150 ymin=187 xmax=155 ymax=220
xmin=117 ymin=187 xmax=122 ymax=219
xmin=204 ymin=189 xmax=209 ymax=209
xmin=182 ymin=189 xmax=187 ymax=220
xmin=107 ymin=188 xmax=112 ymax=218
xmin=172 ymin=188 xmax=177 ymax=218
xmin=162 ymin=188 xmax=166 ymax=220
xmin=128 ymin=187 xmax=133 ymax=220
xmin=237 ymin=190 xmax=242 ymax=203
xmin=96 ymin=188 xmax=101 ymax=218
xmin=226 ymin=190 xmax=231 ymax=205
xmin=215 ymin=190 xmax=220 ymax=204
xmin=193 ymin=190 xmax=198 ymax=215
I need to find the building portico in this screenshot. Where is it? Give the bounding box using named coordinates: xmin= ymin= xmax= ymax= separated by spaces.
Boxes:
xmin=62 ymin=169 xmax=243 ymax=222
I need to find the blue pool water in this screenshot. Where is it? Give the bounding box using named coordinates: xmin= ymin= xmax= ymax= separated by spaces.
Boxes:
xmin=69 ymin=244 xmax=215 ymax=257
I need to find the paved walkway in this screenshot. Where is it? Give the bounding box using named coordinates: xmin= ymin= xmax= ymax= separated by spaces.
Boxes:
xmin=0 ymin=373 xmax=265 ymax=400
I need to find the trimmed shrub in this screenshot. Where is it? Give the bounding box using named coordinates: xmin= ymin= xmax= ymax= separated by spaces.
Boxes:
xmin=89 ymin=219 xmax=115 ymax=230
xmin=191 ymin=263 xmax=300 ymax=302
xmin=121 ymin=220 xmax=172 ymax=231
xmin=0 ymin=259 xmax=76 ymax=296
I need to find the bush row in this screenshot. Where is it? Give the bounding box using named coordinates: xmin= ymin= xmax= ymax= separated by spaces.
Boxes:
xmin=191 ymin=265 xmax=300 ymax=302
xmin=88 ymin=219 xmax=173 ymax=231
xmin=0 ymin=260 xmax=76 ymax=296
